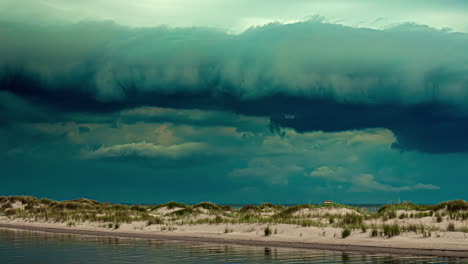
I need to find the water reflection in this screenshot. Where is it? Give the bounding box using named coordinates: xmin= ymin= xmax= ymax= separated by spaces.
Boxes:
xmin=342 ymin=252 xmax=351 ymax=262
xmin=0 ymin=229 xmax=465 ymax=264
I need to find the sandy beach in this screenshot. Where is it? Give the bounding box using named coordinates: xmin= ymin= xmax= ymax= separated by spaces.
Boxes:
xmin=1 ymin=221 xmax=467 ymax=258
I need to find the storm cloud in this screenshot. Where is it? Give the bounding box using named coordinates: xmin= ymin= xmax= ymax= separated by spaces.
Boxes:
xmin=2 ymin=20 xmax=468 ymax=153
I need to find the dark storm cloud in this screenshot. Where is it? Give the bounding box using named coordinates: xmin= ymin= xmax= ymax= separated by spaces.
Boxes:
xmin=1 ymin=20 xmax=468 ymax=153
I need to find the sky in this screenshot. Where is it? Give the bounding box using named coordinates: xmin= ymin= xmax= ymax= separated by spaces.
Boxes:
xmin=1 ymin=0 xmax=468 ymax=204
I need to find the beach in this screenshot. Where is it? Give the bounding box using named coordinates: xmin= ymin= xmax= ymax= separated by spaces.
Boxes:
xmin=1 ymin=197 xmax=467 ymax=258
xmin=1 ymin=221 xmax=467 ymax=258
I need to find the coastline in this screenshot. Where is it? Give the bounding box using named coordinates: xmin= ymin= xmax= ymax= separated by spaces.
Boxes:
xmin=1 ymin=222 xmax=467 ymax=258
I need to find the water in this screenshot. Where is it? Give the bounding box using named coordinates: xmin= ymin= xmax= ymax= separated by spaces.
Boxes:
xmin=225 ymin=204 xmax=383 ymax=213
xmin=0 ymin=229 xmax=465 ymax=264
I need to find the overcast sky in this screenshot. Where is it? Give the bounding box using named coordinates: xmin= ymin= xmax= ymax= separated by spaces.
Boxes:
xmin=1 ymin=0 xmax=467 ymax=33
xmin=0 ymin=0 xmax=467 ymax=204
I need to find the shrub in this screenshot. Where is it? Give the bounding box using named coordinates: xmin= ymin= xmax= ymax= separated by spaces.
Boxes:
xmin=342 ymin=229 xmax=351 ymax=238
xmin=171 ymin=208 xmax=196 ymax=216
xmin=114 ymin=223 xmax=120 ymax=229
xmin=437 ymin=216 xmax=443 ymax=223
xmin=447 ymin=223 xmax=455 ymax=232
xmin=264 ymin=226 xmax=272 ymax=236
xmin=65 ymin=202 xmax=83 ymax=210
xmin=329 ymin=217 xmax=335 ymax=224
xmin=445 ymin=200 xmax=468 ymax=213
xmin=405 ymin=224 xmax=418 ymax=232
xmin=130 ymin=205 xmax=147 ymax=212
xmin=383 ymin=224 xmax=400 ymax=237
xmin=193 ymin=202 xmax=222 ymax=211
xmin=240 ymin=204 xmax=260 ymax=213
xmin=110 ymin=204 xmax=129 ymax=211
xmin=151 ymin=201 xmax=188 ymax=210
xmin=71 ymin=198 xmax=100 ymax=205
xmin=221 ymin=205 xmax=234 ymax=211
xmin=361 ymin=226 xmax=367 ymax=233
xmin=341 ymin=214 xmax=363 ymax=226
xmin=40 ymin=198 xmax=54 ymax=205
xmin=461 ymin=212 xmax=468 ymax=221
xmin=259 ymin=203 xmax=283 ymax=211
xmin=1 ymin=202 xmax=12 ymax=210
xmin=147 ymin=217 xmax=163 ymax=226
xmin=214 ymin=215 xmax=224 ymax=224
xmin=371 ymin=229 xmax=378 ymax=237
xmin=4 ymin=209 xmax=18 ymax=216
xmin=275 ymin=204 xmax=311 ymax=218
xmin=387 ymin=211 xmax=397 ymax=219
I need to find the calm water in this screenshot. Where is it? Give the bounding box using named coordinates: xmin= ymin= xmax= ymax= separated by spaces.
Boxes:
xmin=0 ymin=229 xmax=465 ymax=264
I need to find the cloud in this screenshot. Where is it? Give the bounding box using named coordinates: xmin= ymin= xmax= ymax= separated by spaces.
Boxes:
xmin=351 ymin=173 xmax=407 ymax=192
xmin=83 ymin=141 xmax=212 ymax=166
xmin=310 ymin=166 xmax=335 ymax=177
xmin=1 ymin=0 xmax=467 ymax=33
xmin=0 ymin=91 xmax=54 ymax=126
xmin=310 ymin=167 xmax=440 ymax=192
xmin=413 ymin=183 xmax=440 ymax=190
xmin=119 ymin=106 xmax=267 ymax=132
xmin=229 ymin=158 xmax=304 ymax=184
xmin=2 ymin=20 xmax=468 ymax=153
xmin=349 ymin=173 xmax=440 ymax=192
xmin=309 ymin=166 xmax=347 ymax=182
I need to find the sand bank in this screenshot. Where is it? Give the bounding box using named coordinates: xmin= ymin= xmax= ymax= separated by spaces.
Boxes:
xmin=1 ymin=222 xmax=467 ymax=258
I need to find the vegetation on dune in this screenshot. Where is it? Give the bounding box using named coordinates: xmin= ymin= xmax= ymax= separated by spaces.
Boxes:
xmin=442 ymin=200 xmax=468 ymax=212
xmin=0 ymin=196 xmax=151 ymax=224
xmin=342 ymin=229 xmax=351 ymax=238
xmin=146 ymin=216 xmax=164 ymax=226
xmin=274 ymin=204 xmax=311 ymax=218
xmin=192 ymin=202 xmax=223 ymax=211
xmin=70 ymin=198 xmax=100 ymax=205
xmin=1 ymin=196 xmax=467 ymax=237
xmin=239 ymin=204 xmax=260 ymax=213
xmin=274 ymin=203 xmax=362 ymax=219
xmin=150 ymin=201 xmax=189 ymax=210
xmin=170 ymin=207 xmax=198 ymax=217
xmin=258 ymin=202 xmax=284 ymax=211
xmin=382 ymin=224 xmax=400 ymax=238
xmin=377 ymin=200 xmax=468 ymax=222
xmin=378 ymin=200 xmax=468 ymax=214
xmin=130 ymin=205 xmax=148 ymax=212
xmin=220 ymin=205 xmax=234 ymax=211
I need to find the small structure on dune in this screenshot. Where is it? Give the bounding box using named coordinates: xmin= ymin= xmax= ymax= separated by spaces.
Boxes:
xmin=323 ymin=200 xmax=333 ymax=204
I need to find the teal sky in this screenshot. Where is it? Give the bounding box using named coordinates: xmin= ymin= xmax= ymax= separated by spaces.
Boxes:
xmin=0 ymin=0 xmax=468 ymax=204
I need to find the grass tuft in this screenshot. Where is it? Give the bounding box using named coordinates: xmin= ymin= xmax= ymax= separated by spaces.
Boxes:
xmin=342 ymin=229 xmax=351 ymax=238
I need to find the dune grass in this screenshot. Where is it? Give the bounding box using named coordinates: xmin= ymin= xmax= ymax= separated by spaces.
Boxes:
xmin=1 ymin=196 xmax=467 ymax=237
xmin=378 ymin=200 xmax=468 ymax=214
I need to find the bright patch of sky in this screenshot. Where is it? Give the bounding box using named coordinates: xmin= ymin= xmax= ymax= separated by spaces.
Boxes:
xmin=1 ymin=0 xmax=467 ymax=33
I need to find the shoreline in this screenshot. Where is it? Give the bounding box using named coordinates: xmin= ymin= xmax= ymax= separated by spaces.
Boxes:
xmin=1 ymin=223 xmax=467 ymax=258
